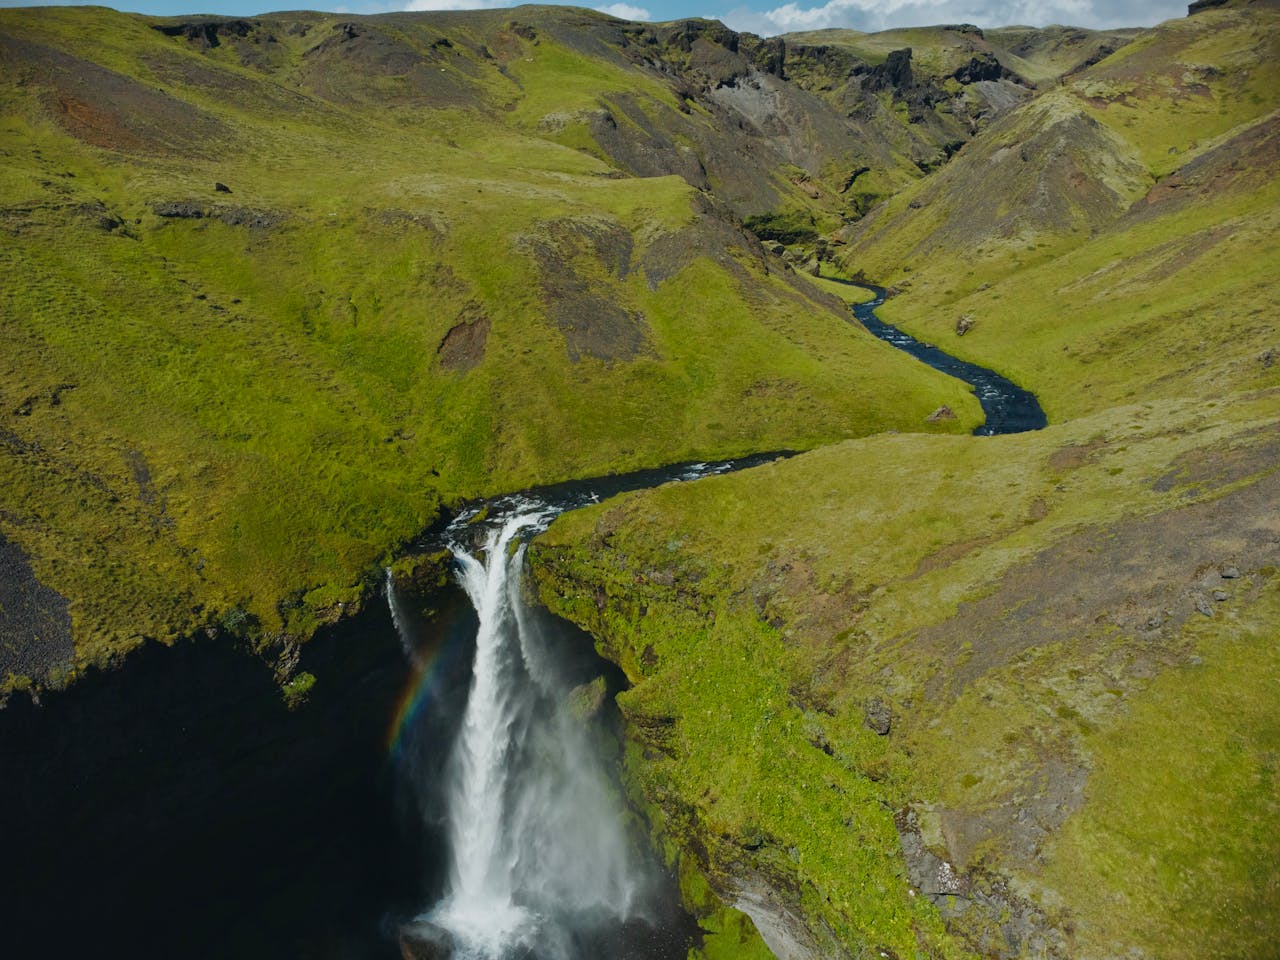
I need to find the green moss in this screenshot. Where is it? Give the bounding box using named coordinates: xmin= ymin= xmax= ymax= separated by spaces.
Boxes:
xmin=691 ymin=907 xmax=776 ymax=960
xmin=281 ymin=670 xmax=317 ymax=710
xmin=534 ymin=387 xmax=1279 ymax=958
xmin=742 ymin=211 xmax=819 ymax=245
xmin=1041 ymin=582 xmax=1280 ymax=958
xmin=534 ymin=543 xmax=968 ymax=958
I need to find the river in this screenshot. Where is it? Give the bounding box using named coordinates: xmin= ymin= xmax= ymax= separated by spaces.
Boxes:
xmin=844 ymin=282 xmax=1046 ymax=435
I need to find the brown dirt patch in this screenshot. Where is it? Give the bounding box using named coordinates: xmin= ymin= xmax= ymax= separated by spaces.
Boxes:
xmin=521 ymin=216 xmax=656 ymax=363
xmin=1129 ymin=112 xmax=1280 ymax=220
xmin=1151 ymin=421 xmax=1280 ymax=493
xmin=919 ymin=451 xmax=1280 ymax=701
xmin=908 ymin=531 xmax=1005 ymax=580
xmin=1046 ymin=436 xmax=1108 ymax=473
xmin=436 ymin=308 xmax=490 ymax=372
xmin=0 ymin=36 xmax=229 ymax=157
xmin=296 ymin=20 xmax=483 ymax=109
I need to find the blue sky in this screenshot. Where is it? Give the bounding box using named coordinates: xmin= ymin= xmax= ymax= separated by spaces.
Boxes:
xmin=0 ymin=0 xmax=1193 ymax=35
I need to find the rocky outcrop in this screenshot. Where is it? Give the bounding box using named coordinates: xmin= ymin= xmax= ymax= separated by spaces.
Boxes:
xmin=399 ymin=920 xmax=455 ymax=960
xmin=0 ymin=533 xmax=73 ymax=687
xmin=151 ymin=17 xmax=258 ymax=48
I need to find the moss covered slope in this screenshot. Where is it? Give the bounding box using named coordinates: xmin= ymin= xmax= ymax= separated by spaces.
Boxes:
xmin=837 ymin=0 xmax=1280 ymax=421
xmin=534 ymin=385 xmax=1280 ymax=960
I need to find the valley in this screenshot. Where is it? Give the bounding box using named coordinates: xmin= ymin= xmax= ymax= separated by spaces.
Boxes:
xmin=1 ymin=1 xmax=1277 ymax=958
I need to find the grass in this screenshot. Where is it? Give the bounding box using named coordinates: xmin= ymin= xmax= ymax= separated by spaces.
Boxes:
xmin=870 ymin=170 xmax=1280 ymax=424
xmin=4 ymin=4 xmax=1279 ymax=957
xmin=837 ymin=4 xmax=1280 ymax=426
xmin=1040 ymin=586 xmax=1280 ymax=958
xmin=533 ymin=387 xmax=1280 ymax=958
xmin=0 ymin=5 xmax=980 ymax=677
xmin=534 ymin=540 xmax=964 ymax=959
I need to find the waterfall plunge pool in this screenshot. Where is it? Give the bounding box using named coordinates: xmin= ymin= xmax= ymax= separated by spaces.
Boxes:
xmin=0 ymin=457 xmax=780 ymax=960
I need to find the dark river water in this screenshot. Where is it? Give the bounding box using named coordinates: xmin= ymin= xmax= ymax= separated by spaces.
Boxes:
xmin=843 ymin=282 xmax=1047 ymax=435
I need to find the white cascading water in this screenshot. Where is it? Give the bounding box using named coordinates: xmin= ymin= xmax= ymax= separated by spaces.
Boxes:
xmin=423 ymin=501 xmax=643 ymax=959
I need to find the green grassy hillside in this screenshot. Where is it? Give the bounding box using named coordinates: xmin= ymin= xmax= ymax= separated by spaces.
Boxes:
xmin=534 ymin=390 xmax=1279 ymax=960
xmin=4 ymin=1 xmax=1278 ymax=957
xmin=0 ymin=5 xmax=980 ymax=686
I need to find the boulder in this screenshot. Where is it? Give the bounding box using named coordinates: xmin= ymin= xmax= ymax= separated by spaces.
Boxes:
xmin=400 ymin=920 xmax=455 ymax=960
xmin=864 ymin=695 xmax=892 ymax=735
xmin=926 ymin=405 xmax=957 ymax=422
xmin=955 ymin=313 xmax=976 ymax=336
xmin=568 ymin=675 xmax=608 ymax=720
xmin=152 ymin=200 xmax=205 ymax=219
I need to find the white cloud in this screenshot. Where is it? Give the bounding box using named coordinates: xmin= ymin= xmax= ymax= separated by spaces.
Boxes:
xmin=402 ymin=0 xmax=651 ymax=15
xmin=720 ymin=0 xmax=1186 ymax=36
xmin=596 ymin=2 xmax=653 ymax=19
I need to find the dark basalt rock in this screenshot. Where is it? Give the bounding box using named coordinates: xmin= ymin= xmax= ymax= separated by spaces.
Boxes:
xmin=152 ymin=200 xmax=205 ymax=218
xmin=0 ymin=532 xmax=74 ymax=684
xmin=953 ymin=53 xmax=1008 ymax=84
xmin=866 ymin=48 xmax=914 ymax=93
xmin=76 ymin=200 xmax=124 ymax=231
xmin=864 ymin=695 xmax=892 ymax=735
xmin=215 ymin=205 xmax=284 ymax=229
xmin=152 ymin=18 xmax=254 ymax=49
xmin=400 ymin=920 xmax=455 ymax=960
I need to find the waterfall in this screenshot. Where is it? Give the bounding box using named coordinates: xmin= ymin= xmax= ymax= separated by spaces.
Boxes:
xmin=420 ymin=499 xmax=644 ymax=959
xmin=386 ymin=566 xmax=417 ymax=664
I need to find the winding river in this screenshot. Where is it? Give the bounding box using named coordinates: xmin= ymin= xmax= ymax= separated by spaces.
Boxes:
xmin=0 ymin=287 xmax=1044 ymax=959
xmin=844 ymin=282 xmax=1047 ymax=435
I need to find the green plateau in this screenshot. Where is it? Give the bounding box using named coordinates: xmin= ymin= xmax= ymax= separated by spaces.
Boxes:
xmin=2 ymin=0 xmax=1278 ymax=958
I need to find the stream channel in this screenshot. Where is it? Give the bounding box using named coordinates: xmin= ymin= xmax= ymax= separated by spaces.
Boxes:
xmin=844 ymin=282 xmax=1046 ymax=435
xmin=0 ymin=291 xmax=1042 ymax=959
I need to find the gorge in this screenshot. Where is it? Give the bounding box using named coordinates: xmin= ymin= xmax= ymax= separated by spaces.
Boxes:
xmin=1 ymin=1 xmax=1278 ymax=959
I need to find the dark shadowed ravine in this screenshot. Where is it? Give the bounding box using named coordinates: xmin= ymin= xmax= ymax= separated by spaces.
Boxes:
xmin=843 ymin=281 xmax=1047 ymax=435
xmin=0 ymin=301 xmax=1043 ymax=958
